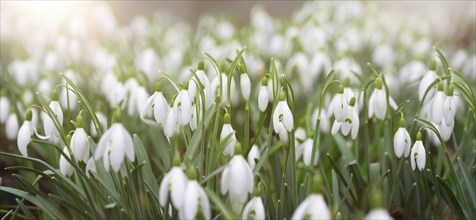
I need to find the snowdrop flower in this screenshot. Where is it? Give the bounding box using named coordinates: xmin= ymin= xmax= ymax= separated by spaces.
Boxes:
xmin=242 ymin=197 xmax=265 ymax=220
xmin=410 ymin=132 xmax=426 ymax=171
xmin=258 ymin=76 xmax=269 ymax=112
xmin=179 ymin=180 xmax=211 ymax=220
xmin=190 ymin=104 xmax=202 ymax=131
xmin=393 ymin=117 xmax=411 ymax=158
xmin=221 ymin=145 xmax=254 ymax=213
xmin=365 ymin=209 xmax=394 ymax=220
xmin=174 ymin=85 xmax=192 ymax=125
xmin=94 ymin=109 xmax=135 ymax=172
xmin=125 ymin=79 xmax=150 ymax=116
xmin=159 ymin=167 xmax=188 ymax=209
xmin=302 ymin=138 xmax=319 ymax=166
xmin=273 ymin=91 xmax=294 ymax=141
xmin=196 ymin=61 xmax=213 ymax=108
xmin=85 ymin=157 xmax=97 ymax=177
xmin=439 ymin=118 xmax=454 ymax=141
xmin=418 ymin=61 xmax=437 ymax=101
xmin=332 ymin=97 xmax=359 ymax=139
xmin=90 ymin=112 xmax=107 ymax=138
xmin=0 ymin=94 xmax=10 ymax=123
xmin=220 ymin=113 xmax=237 ymax=156
xmin=42 ymin=90 xmax=64 ymax=142
xmin=70 ymin=115 xmax=89 ymax=162
xmin=291 ymin=194 xmax=330 ymax=220
xmin=211 ymin=72 xmax=237 ymax=106
xmin=240 ymin=71 xmax=251 ymax=101
xmin=442 ymin=84 xmax=456 ymax=126
xmin=430 ymin=82 xmax=446 ymax=124
xmin=331 ymin=85 xmax=348 ymax=122
xmin=141 ymin=82 xmax=169 ymax=125
xmin=247 ymin=145 xmax=260 ymax=169
xmin=17 ymin=109 xmax=34 ymax=156
xmin=59 ymin=146 xmax=74 ymax=177
xmin=5 ymin=113 xmax=19 ymax=140
xmin=368 ymin=78 xmax=387 ymax=120
xmin=165 ymin=102 xmax=178 ymax=138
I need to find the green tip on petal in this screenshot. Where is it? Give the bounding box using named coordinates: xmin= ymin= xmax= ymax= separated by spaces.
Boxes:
xmin=261 ymin=76 xmax=268 ymax=85
xmin=235 ymin=142 xmax=242 ymax=155
xmin=76 ymin=115 xmax=84 ymax=128
xmin=224 ymin=113 xmax=231 ymax=124
xmin=187 ymin=165 xmax=196 ymax=179
xmin=437 ymin=81 xmax=444 ymax=91
xmin=279 ymin=90 xmax=286 ymax=101
xmin=25 ymin=109 xmax=33 ymax=121
xmin=349 ymin=97 xmax=356 ymax=106
xmin=51 ymin=89 xmax=59 ymax=101
xmin=155 ymin=82 xmax=162 ymax=92
xmin=113 ymin=108 xmax=122 ymax=123
xmin=312 ymin=174 xmax=322 ymax=194
xmin=375 ymin=78 xmax=383 ymax=89
xmin=399 ymin=116 xmax=405 ymax=128
xmin=447 ymin=84 xmax=454 ymax=96
xmin=429 ymin=59 xmax=437 ymax=71
xmin=344 ymin=77 xmax=351 ymax=87
xmin=416 ymin=132 xmax=422 ymax=141
xmin=338 ymin=85 xmax=344 ymax=94
xmin=198 ymin=60 xmax=204 ymax=70
xmin=173 ymin=150 xmax=181 ymax=167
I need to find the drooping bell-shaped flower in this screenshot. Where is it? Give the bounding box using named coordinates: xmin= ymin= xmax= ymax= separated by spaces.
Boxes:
xmin=393 ymin=117 xmax=411 ymax=158
xmin=0 ymin=93 xmax=10 ymax=123
xmin=439 ymin=118 xmax=454 ymax=141
xmin=258 ymin=76 xmax=269 ymax=112
xmin=59 ymin=145 xmax=74 ymax=177
xmin=291 ymin=194 xmax=330 ymax=220
xmin=159 ymin=166 xmax=188 ymax=209
xmin=240 ymin=69 xmax=251 ymax=101
xmin=410 ymin=132 xmax=426 ymax=171
xmin=331 ymin=97 xmax=359 ymax=139
xmin=188 ymin=78 xmax=197 ymax=101
xmin=221 ymin=143 xmax=254 ymax=213
xmin=42 ymin=90 xmax=64 ymax=142
xmin=70 ymin=115 xmax=89 ymax=162
xmin=430 ymin=82 xmax=446 ymax=124
xmin=17 ymin=109 xmax=34 ymax=156
xmin=330 ymin=85 xmax=348 ymax=122
xmin=220 ymin=113 xmax=237 ymax=156
xmin=179 ymin=170 xmax=211 ymax=220
xmin=94 ymin=109 xmax=135 ymax=172
xmin=126 ymin=79 xmax=150 ymax=116
xmin=247 ymin=145 xmax=260 ymax=169
xmin=6 ymin=113 xmax=19 ymax=140
xmin=273 ymin=90 xmax=294 ymax=141
xmin=242 ymin=197 xmax=265 ymax=220
xmin=368 ymin=78 xmax=387 ymax=120
xmin=90 ymin=112 xmax=107 ymax=138
xmin=442 ymin=84 xmax=456 ymax=126
xmin=141 ymin=82 xmax=169 ymax=125
xmin=302 ymin=138 xmax=319 ymax=166
xmin=418 ymin=60 xmax=437 ymax=101
xmin=174 ymin=83 xmax=192 ymax=125
xmin=165 ymin=101 xmax=178 ymax=138
xmin=196 ymin=61 xmax=213 ymax=109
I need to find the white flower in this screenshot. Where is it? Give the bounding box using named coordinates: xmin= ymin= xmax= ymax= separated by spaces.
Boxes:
xmin=196 ymin=63 xmax=213 ymax=108
xmin=141 ymin=83 xmax=169 ymax=125
xmin=439 ymin=118 xmax=454 ymax=141
xmin=60 ymin=86 xmax=78 ymax=111
xmin=294 ymin=127 xmax=306 ymax=161
xmin=240 ymin=73 xmax=251 ymax=101
xmin=247 ymin=145 xmax=261 ymax=169
xmin=86 ymin=157 xmax=97 ymax=177
xmin=258 ymin=77 xmax=269 ymax=112
xmin=410 ymin=133 xmax=426 ymax=171
xmin=42 ymin=98 xmax=64 ymax=142
xmin=273 ymin=92 xmax=293 ymax=140
xmin=90 ymin=112 xmax=107 ymax=138
xmin=17 ymin=110 xmax=34 ymax=157
xmin=418 ymin=62 xmax=437 ymax=101
xmin=221 ymin=155 xmax=254 ymax=213
xmin=331 ymin=98 xmax=359 ymax=139
xmin=442 ymin=85 xmax=456 ymax=126
xmin=330 ymin=85 xmax=348 ymax=122
xmin=6 ymin=113 xmax=19 ymax=140
xmin=179 ymin=180 xmax=211 ymax=220
xmin=70 ymin=116 xmax=89 ymax=163
xmin=94 ymin=120 xmax=135 ymax=172
xmin=368 ymin=79 xmax=387 ymax=120
xmin=211 ymin=73 xmax=237 ymax=106
xmin=59 ymin=147 xmax=74 ymax=177
xmin=365 ymin=209 xmax=394 ymax=220
xmin=393 ymin=125 xmax=411 ymax=158
xmin=291 ymin=194 xmax=330 ymax=220
xmin=159 ymin=167 xmax=188 ymax=209
xmin=174 ymin=89 xmax=192 ymax=125
xmin=165 ymin=106 xmax=178 ymax=138
xmin=220 ymin=113 xmax=237 ymax=156
xmin=188 ymin=78 xmax=197 ymax=101
xmin=430 ymin=88 xmax=446 ymax=125
xmin=190 ymin=104 xmax=202 ymax=131
xmin=125 ymin=80 xmax=150 ymax=116
xmin=242 ymin=197 xmax=265 ymax=220
xmin=0 ymin=96 xmax=10 ymax=123
xmin=302 ymin=138 xmax=319 ymax=166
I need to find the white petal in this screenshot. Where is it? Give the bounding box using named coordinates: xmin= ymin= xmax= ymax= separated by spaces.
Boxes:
xmin=120 ymin=125 xmax=135 ymax=161
xmin=221 ymin=166 xmax=230 ymax=194
xmin=331 ymin=120 xmax=342 ymax=135
xmin=159 ymin=171 xmax=173 ymax=207
xmin=430 ymin=92 xmax=445 ymax=124
xmin=170 ymin=168 xmax=188 ymax=208
xmin=6 ymin=113 xmax=19 ymax=140
xmin=71 ymin=128 xmax=89 ymax=162
xmin=374 ymin=89 xmax=387 ymax=120
xmin=198 ymin=183 xmax=211 ymax=220
xmin=303 ymin=139 xmax=317 ymax=166
xmin=365 ymin=209 xmax=394 ymax=220
xmin=403 ymin=130 xmax=412 ymax=157
xmin=165 ymin=107 xmax=177 ymax=138
xmin=140 ymin=93 xmax=155 ymax=120
xmin=416 ymin=141 xmax=426 ymax=171
xmin=393 ymin=128 xmax=405 ymax=158
xmin=110 ymin=128 xmax=125 ymax=172
xmin=443 ymin=96 xmax=456 ymax=126
xmin=307 ymin=194 xmax=330 ymax=219
xmin=439 ymin=118 xmax=454 ymax=141
xmin=86 ymin=157 xmax=96 ymax=177
xmin=292 ymin=197 xmax=310 ymax=220
xmin=188 ymin=79 xmax=197 ymax=101
xmin=240 ymin=74 xmax=251 ymax=101
xmin=333 ymin=94 xmax=347 ymax=122
xmin=0 ymin=97 xmax=10 ymax=123
xmin=183 ymin=181 xmax=199 ymax=219
xmin=178 ymin=91 xmax=192 ymax=125
xmin=281 ymin=101 xmax=294 ymax=131
xmin=258 ymin=86 xmax=269 ymax=112
xmin=351 ymin=110 xmax=360 ymax=139
xmin=17 ymin=121 xmax=33 ymax=156
xmin=95 ymin=127 xmax=112 ymax=160
xmin=59 ymin=147 xmax=73 ymax=176
xmin=272 ymin=102 xmax=282 ymax=133
xmin=154 ymin=92 xmax=169 ymax=125
xmin=368 ymin=91 xmax=376 ymax=118
xmin=247 ymin=145 xmax=260 ymax=169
